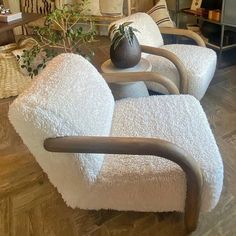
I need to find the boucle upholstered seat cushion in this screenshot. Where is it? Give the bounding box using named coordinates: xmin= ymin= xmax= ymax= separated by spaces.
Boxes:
xmin=145 ymin=44 xmax=217 ymax=100
xmin=68 ymin=95 xmax=223 ymax=212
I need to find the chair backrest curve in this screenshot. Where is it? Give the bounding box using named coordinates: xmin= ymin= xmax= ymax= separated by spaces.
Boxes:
xmin=8 ymin=54 xmax=115 ymax=188
xmin=109 ymin=12 xmax=164 ymax=49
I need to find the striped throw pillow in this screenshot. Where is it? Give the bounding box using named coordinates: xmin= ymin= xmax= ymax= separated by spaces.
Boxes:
xmin=147 ymin=0 xmax=174 ymax=28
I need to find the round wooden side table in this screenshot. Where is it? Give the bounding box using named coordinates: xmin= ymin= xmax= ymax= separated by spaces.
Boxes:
xmin=101 ymin=58 xmax=152 ymax=100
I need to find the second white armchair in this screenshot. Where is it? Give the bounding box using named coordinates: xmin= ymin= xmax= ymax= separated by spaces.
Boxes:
xmin=109 ymin=13 xmax=217 ymax=100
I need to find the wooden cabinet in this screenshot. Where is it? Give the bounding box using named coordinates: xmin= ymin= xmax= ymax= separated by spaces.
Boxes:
xmin=0 ymin=13 xmax=42 ymax=45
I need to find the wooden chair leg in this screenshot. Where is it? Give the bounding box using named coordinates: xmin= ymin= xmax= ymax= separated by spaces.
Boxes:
xmin=184 ymin=176 xmax=202 ymax=233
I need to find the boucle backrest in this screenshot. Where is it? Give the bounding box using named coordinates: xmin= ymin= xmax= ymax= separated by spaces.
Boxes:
xmin=9 ymin=54 xmax=115 ymax=184
xmin=109 ymin=12 xmax=164 ymax=48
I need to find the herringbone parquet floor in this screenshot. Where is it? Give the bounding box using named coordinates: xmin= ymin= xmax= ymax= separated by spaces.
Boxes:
xmin=0 ymin=38 xmax=236 ymax=236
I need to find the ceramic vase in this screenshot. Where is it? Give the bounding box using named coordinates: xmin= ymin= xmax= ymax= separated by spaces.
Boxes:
xmin=110 ymin=34 xmax=141 ymax=69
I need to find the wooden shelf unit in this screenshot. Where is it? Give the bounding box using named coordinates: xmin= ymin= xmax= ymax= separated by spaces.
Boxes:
xmin=180 ymin=8 xmax=236 ymax=51
xmin=169 ymin=0 xmax=236 ymax=67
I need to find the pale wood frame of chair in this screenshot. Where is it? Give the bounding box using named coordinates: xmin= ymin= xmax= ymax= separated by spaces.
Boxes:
xmin=102 ymin=44 xmax=189 ymax=94
xmin=151 ymin=27 xmax=207 ymax=94
xmin=160 ymin=27 xmax=206 ymax=48
xmin=43 ymin=68 xmax=203 ymax=233
xmin=140 ymin=44 xmax=189 ymax=93
xmin=102 ymin=71 xmax=180 ymax=95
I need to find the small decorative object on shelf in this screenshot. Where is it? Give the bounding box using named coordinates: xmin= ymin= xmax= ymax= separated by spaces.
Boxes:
xmin=186 ymin=24 xmax=200 ymax=33
xmin=0 ymin=4 xmax=11 ymax=14
xmin=191 ymin=0 xmax=202 ymax=11
xmin=110 ymin=22 xmax=141 ymax=69
xmin=208 ymin=10 xmax=221 ymax=22
xmin=100 ymin=0 xmax=124 ymax=16
xmin=0 ymin=4 xmax=22 ymax=22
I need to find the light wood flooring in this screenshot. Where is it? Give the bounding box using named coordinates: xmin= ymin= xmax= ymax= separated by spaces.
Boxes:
xmin=0 ymin=38 xmax=236 ymax=235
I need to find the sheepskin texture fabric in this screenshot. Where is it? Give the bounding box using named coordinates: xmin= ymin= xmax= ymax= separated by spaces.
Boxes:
xmin=109 ymin=12 xmax=164 ymax=48
xmin=72 ymin=95 xmax=223 ymax=212
xmin=147 ymin=0 xmax=175 ymax=28
xmin=8 ymin=53 xmax=115 ymax=205
xmin=145 ymin=44 xmax=217 ymax=100
xmin=9 ymin=54 xmax=223 ymax=213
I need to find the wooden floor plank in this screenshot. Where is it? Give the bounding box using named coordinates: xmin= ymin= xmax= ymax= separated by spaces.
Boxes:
xmin=12 ymin=212 xmax=32 ymax=236
xmin=0 ymin=198 xmax=10 ymax=236
xmin=0 ymin=150 xmax=45 ymax=198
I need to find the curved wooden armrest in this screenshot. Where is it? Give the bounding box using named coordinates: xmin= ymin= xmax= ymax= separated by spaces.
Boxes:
xmin=44 ymin=136 xmax=202 ymax=233
xmin=160 ymin=27 xmax=206 ymax=47
xmin=101 ymin=72 xmax=180 ymax=95
xmin=141 ymin=45 xmax=188 ymax=94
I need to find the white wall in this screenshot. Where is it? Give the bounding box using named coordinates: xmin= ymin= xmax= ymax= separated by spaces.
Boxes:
xmin=3 ymin=0 xmax=20 ymax=12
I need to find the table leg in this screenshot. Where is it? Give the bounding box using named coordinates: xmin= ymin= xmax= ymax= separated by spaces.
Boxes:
xmin=109 ymin=81 xmax=149 ymax=100
xmin=218 ymin=24 xmax=225 ymax=68
xmin=0 ymin=29 xmax=15 ymax=46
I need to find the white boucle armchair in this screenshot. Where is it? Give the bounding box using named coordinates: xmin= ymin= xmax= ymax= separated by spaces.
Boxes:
xmin=9 ymin=54 xmax=223 ymax=233
xmin=109 ymin=13 xmax=217 ymax=100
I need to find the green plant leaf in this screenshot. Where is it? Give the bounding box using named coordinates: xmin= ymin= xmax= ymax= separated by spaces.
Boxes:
xmin=33 ymin=69 xmax=38 ymax=76
xmin=111 ymin=21 xmax=138 ymax=48
xmin=18 ymin=3 xmax=96 ymax=78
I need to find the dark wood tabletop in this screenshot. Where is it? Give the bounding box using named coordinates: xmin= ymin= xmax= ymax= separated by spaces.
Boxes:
xmin=0 ymin=13 xmax=42 ymax=33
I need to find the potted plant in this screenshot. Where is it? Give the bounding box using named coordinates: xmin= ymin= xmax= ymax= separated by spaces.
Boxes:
xmin=109 ymin=21 xmax=141 ymax=68
xmin=19 ymin=2 xmax=96 ymax=78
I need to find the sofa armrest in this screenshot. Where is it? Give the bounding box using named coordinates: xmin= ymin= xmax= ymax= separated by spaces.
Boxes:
xmin=101 ymin=72 xmax=180 ymax=95
xmin=141 ymin=45 xmax=188 ymax=94
xmin=44 ymin=136 xmax=202 ymax=233
xmin=160 ymin=27 xmax=206 ymax=47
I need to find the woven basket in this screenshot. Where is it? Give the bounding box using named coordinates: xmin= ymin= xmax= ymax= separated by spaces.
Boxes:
xmin=0 ymin=38 xmax=37 ymax=99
